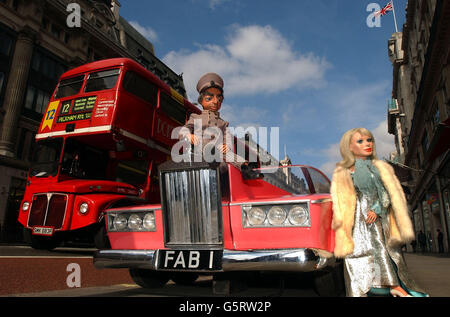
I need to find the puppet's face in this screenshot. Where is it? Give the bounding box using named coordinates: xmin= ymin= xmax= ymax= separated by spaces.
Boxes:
xmin=200 ymin=87 xmax=223 ymax=112
xmin=349 ymin=132 xmax=373 ymax=160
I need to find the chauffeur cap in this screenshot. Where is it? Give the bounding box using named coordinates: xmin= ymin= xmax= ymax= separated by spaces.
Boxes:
xmin=196 ymin=73 xmax=224 ymax=94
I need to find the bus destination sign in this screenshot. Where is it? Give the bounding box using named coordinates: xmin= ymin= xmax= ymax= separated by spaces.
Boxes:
xmin=57 ymin=96 xmax=97 ymax=123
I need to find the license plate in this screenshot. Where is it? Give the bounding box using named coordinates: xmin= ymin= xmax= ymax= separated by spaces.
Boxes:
xmin=32 ymin=226 xmax=54 ymax=236
xmin=157 ymin=249 xmax=222 ymax=271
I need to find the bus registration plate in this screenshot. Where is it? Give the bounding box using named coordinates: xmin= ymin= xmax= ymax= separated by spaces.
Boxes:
xmin=157 ymin=249 xmax=222 ymax=271
xmin=32 ymin=226 xmax=54 ymax=236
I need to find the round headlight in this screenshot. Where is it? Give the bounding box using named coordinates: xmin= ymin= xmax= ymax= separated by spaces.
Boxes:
xmin=22 ymin=201 xmax=30 ymax=211
xmin=247 ymin=207 xmax=266 ymax=226
xmin=128 ymin=214 xmax=143 ymax=231
xmin=143 ymin=213 xmax=156 ymax=231
xmin=113 ymin=214 xmax=127 ymax=231
xmin=267 ymin=206 xmax=287 ymax=225
xmin=288 ymin=206 xmax=310 ymax=226
xmin=79 ymin=202 xmax=89 ymax=214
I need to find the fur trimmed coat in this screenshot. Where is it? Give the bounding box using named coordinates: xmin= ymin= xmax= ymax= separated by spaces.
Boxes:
xmin=331 ymin=159 xmax=415 ymax=258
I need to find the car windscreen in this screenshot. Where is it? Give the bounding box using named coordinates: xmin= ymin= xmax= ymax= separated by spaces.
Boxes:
xmin=254 ymin=166 xmax=330 ymax=195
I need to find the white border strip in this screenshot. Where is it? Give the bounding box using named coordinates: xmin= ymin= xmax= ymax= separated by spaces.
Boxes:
xmin=35 ymin=125 xmax=171 ymax=155
xmin=36 ymin=125 xmax=112 ymax=139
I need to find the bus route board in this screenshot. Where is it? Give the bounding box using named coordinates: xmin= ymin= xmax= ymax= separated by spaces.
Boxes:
xmin=57 ymin=96 xmax=97 ymax=123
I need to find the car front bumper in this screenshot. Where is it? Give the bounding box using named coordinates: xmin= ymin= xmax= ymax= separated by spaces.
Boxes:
xmin=93 ymin=248 xmax=336 ymax=272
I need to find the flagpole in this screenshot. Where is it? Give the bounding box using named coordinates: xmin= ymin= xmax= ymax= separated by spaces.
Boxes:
xmin=391 ymin=0 xmax=399 ymax=32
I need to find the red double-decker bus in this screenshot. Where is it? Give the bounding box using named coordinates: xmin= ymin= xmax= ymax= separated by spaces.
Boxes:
xmin=18 ymin=57 xmax=200 ymax=249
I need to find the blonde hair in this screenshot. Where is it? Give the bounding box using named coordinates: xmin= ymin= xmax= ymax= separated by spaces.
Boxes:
xmin=337 ymin=127 xmax=378 ymax=168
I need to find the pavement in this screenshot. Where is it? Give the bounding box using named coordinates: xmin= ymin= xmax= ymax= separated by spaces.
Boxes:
xmin=403 ymin=252 xmax=450 ymax=297
xmin=1 ymin=245 xmax=449 ymax=297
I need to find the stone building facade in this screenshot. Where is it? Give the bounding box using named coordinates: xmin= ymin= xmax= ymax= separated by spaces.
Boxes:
xmin=388 ymin=0 xmax=450 ymax=253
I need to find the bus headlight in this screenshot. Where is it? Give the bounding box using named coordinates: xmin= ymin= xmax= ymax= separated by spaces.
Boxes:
xmin=22 ymin=201 xmax=30 ymax=211
xmin=79 ymin=202 xmax=89 ymax=214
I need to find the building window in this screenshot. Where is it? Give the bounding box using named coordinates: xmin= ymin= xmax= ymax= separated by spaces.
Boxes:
xmin=23 ymin=49 xmax=67 ymax=120
xmin=0 ymin=71 xmax=4 ymax=95
xmin=433 ymin=106 xmax=440 ymax=126
xmin=24 ymin=85 xmax=50 ymax=115
xmin=31 ymin=50 xmax=65 ymax=81
xmin=0 ymin=32 xmax=12 ymax=56
xmin=50 ymin=24 xmax=62 ymax=39
xmin=421 ymin=132 xmax=429 ymax=153
xmin=41 ymin=18 xmax=49 ymax=31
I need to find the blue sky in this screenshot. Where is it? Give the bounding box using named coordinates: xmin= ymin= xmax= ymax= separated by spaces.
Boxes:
xmin=119 ymin=0 xmax=407 ymax=177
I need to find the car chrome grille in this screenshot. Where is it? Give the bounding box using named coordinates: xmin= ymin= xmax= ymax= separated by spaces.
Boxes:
xmin=161 ymin=167 xmax=222 ymax=246
xmin=28 ymin=193 xmax=67 ymax=229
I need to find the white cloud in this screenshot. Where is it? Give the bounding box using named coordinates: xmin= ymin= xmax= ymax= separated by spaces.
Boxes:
xmin=328 ymin=80 xmax=390 ymax=129
xmin=220 ymin=103 xmax=267 ymax=128
xmin=163 ymin=25 xmax=329 ymax=101
xmin=319 ymin=142 xmax=341 ymax=178
xmin=129 ymin=21 xmax=158 ymax=43
xmin=208 ymin=0 xmax=231 ymax=9
xmin=372 ymin=119 xmax=396 ymax=160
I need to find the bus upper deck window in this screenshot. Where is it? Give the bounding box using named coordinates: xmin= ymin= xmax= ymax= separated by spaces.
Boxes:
xmin=85 ymin=68 xmax=120 ymax=93
xmin=54 ymin=75 xmax=85 ymax=99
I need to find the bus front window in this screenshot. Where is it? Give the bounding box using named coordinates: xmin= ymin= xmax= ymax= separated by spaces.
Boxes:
xmin=30 ymin=138 xmax=63 ymax=177
xmin=61 ymin=138 xmax=109 ymax=180
xmin=84 ymin=69 xmax=120 ymax=93
xmin=54 ymin=75 xmax=85 ymax=99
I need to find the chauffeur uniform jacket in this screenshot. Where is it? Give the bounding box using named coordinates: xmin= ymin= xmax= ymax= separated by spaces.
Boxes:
xmin=178 ymin=110 xmax=246 ymax=167
xmin=330 ymin=159 xmax=415 ymax=258
xmin=179 ymin=110 xmax=231 ymax=148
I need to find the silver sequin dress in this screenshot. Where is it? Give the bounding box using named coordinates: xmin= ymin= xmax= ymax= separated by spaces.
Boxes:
xmin=343 ymin=159 xmax=426 ymax=297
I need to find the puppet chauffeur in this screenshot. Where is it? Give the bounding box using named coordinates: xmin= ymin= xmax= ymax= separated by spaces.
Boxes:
xmin=178 ymin=73 xmax=245 ymax=167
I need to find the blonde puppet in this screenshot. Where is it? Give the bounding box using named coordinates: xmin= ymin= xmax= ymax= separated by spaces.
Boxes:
xmin=331 ymin=128 xmax=427 ymax=297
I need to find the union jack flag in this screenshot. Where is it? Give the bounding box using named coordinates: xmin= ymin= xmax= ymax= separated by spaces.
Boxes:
xmin=374 ymin=1 xmax=393 ymax=17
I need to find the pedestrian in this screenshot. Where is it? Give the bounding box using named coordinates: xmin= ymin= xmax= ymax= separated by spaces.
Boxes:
xmin=418 ymin=230 xmax=426 ymax=253
xmin=411 ymin=239 xmax=417 ymax=253
xmin=437 ymin=229 xmax=444 ymax=253
xmin=330 ymin=127 xmax=427 ymax=297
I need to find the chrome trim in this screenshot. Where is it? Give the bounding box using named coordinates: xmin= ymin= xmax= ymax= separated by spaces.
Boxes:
xmin=229 ymin=199 xmax=311 ymax=206
xmin=94 ymin=248 xmax=335 ymax=272
xmin=161 ymin=167 xmax=223 ymax=246
xmin=310 ymin=198 xmax=332 ymax=204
